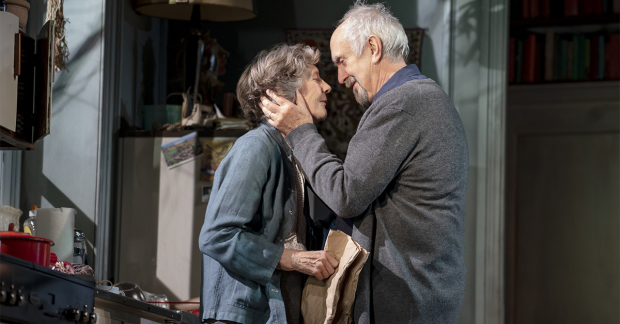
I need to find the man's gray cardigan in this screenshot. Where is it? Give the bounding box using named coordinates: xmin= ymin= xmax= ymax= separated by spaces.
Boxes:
xmin=286 ymin=66 xmax=469 ymax=323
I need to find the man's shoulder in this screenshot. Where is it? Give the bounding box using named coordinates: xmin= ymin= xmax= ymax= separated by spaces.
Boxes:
xmin=369 ymin=78 xmax=451 ymax=114
xmin=361 ymin=78 xmax=459 ymax=133
xmin=377 ymin=78 xmax=447 ymax=104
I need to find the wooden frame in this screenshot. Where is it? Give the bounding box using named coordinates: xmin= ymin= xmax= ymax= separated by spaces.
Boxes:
xmin=95 ymin=0 xmax=123 ymax=282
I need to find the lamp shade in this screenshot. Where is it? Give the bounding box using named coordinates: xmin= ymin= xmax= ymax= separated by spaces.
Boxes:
xmin=135 ymin=0 xmax=256 ymax=22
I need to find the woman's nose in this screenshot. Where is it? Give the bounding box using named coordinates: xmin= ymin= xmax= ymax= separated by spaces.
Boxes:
xmin=323 ymin=81 xmax=332 ymax=94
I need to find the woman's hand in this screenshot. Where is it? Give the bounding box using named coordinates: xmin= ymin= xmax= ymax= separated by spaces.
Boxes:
xmin=278 ymin=249 xmax=339 ymax=280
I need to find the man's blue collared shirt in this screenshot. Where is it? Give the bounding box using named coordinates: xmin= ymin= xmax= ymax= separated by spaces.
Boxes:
xmin=373 ymin=64 xmax=428 ymax=103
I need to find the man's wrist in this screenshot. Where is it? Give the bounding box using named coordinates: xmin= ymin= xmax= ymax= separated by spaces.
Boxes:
xmin=285 ymin=123 xmax=318 ymax=150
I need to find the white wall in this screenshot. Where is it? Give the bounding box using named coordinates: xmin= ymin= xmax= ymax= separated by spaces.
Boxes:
xmin=21 ymin=0 xmax=106 ymax=268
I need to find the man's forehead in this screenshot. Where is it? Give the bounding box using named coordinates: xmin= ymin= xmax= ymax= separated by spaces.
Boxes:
xmin=330 ymin=29 xmax=348 ymax=62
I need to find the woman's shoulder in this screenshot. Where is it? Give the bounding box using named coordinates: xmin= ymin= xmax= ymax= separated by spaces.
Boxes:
xmin=237 ymin=124 xmax=274 ymax=144
xmin=231 ymin=124 xmax=280 ymax=156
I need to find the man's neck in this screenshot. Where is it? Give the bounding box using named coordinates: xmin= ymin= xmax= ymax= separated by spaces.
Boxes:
xmin=369 ymin=60 xmax=407 ymax=102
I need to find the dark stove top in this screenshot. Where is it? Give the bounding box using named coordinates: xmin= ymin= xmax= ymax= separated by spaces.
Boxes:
xmin=0 ymin=253 xmax=96 ymax=323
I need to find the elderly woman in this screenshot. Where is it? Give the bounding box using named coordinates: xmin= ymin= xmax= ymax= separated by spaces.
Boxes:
xmin=198 ymin=44 xmax=338 ymax=324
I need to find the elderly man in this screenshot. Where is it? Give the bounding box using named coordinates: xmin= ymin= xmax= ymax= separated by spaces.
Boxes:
xmin=259 ymin=2 xmax=469 ymax=323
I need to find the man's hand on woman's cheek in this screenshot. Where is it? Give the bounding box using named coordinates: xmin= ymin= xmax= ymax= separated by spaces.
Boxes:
xmin=260 ymin=89 xmax=314 ymax=135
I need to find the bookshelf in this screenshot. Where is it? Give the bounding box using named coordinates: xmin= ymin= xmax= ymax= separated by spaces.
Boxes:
xmin=508 ymin=0 xmax=620 ymax=85
xmin=506 ymin=2 xmax=620 ymax=324
xmin=511 ymin=13 xmax=619 ymax=28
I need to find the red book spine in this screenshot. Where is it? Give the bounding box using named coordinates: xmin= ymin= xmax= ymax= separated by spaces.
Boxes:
xmin=541 ymin=0 xmax=552 ymax=16
xmin=531 ymin=0 xmax=541 ymax=17
xmin=523 ymin=0 xmax=531 ymax=18
xmin=509 ymin=37 xmax=516 ymax=83
xmin=535 ymin=39 xmax=543 ymax=82
xmin=593 ymin=0 xmax=602 ymax=14
xmin=523 ymin=34 xmax=538 ymax=82
xmin=583 ymin=0 xmax=594 ymax=14
xmin=590 ymin=36 xmax=599 ymax=80
xmin=564 ymin=0 xmax=579 ymax=16
xmin=606 ymin=34 xmax=620 ymax=79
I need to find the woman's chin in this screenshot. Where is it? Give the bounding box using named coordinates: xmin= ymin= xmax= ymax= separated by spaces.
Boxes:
xmin=314 ymin=116 xmax=327 ymax=123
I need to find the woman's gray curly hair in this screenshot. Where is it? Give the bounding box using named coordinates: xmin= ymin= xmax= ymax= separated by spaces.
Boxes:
xmin=237 ymin=43 xmax=320 ymax=129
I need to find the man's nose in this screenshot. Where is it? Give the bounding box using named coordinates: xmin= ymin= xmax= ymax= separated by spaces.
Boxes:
xmin=337 ymin=66 xmax=348 ymax=84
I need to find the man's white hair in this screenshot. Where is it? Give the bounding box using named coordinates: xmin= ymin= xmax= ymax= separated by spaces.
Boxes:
xmin=337 ymin=1 xmax=409 ymax=62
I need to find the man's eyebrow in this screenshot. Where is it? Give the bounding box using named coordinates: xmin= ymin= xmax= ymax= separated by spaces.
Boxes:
xmin=332 ymin=55 xmax=341 ymax=64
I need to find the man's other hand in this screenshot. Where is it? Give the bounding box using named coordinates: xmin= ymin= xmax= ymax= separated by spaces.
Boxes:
xmin=277 ymin=249 xmax=339 ymax=280
xmin=260 ymin=89 xmax=313 ymax=135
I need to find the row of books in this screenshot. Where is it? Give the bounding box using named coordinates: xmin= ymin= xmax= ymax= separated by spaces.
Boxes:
xmin=511 ymin=0 xmax=620 ymax=20
xmin=508 ymin=32 xmax=620 ymax=84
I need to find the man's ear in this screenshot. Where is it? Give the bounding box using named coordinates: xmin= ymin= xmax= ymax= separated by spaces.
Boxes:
xmin=368 ymin=35 xmax=383 ymax=65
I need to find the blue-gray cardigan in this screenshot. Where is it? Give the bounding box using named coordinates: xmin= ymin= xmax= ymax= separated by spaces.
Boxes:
xmin=199 ymin=122 xmax=304 ymax=324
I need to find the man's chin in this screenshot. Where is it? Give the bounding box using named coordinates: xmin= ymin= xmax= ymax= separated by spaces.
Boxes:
xmin=353 ymin=90 xmax=370 ymax=109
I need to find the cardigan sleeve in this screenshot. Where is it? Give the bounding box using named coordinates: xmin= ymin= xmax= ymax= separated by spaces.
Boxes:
xmin=286 ymin=97 xmax=419 ymax=219
xmin=198 ymin=135 xmax=284 ymax=286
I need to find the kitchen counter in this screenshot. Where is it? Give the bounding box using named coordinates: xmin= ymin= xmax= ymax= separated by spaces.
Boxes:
xmin=94 ymin=289 xmax=200 ymax=324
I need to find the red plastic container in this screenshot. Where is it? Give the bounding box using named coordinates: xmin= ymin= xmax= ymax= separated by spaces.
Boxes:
xmin=0 ymin=231 xmax=55 ymax=266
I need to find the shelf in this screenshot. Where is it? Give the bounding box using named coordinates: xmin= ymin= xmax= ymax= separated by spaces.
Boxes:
xmin=0 ymin=126 xmax=35 ymax=150
xmin=507 ymin=80 xmax=620 ymax=105
xmin=121 ymin=128 xmax=248 ymax=138
xmin=509 ymin=79 xmax=620 ymax=86
xmin=511 ymin=14 xmax=620 ymax=29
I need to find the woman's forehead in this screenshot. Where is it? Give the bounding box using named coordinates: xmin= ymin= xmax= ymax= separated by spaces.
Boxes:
xmin=308 ymin=65 xmax=320 ymax=76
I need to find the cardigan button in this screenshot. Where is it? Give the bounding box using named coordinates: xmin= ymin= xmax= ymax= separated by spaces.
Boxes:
xmin=289 ymin=210 xmax=293 ymax=215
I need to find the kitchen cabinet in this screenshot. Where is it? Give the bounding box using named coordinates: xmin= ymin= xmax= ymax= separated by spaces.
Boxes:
xmin=0 ymin=12 xmax=55 ymax=150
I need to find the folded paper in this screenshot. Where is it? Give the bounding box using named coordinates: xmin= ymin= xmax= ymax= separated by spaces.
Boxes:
xmin=302 ymin=230 xmax=369 ymax=324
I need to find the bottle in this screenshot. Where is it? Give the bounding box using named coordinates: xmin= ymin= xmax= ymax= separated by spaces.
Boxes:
xmin=73 ymin=229 xmax=86 ymax=264
xmin=24 ymin=205 xmax=37 ymax=235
